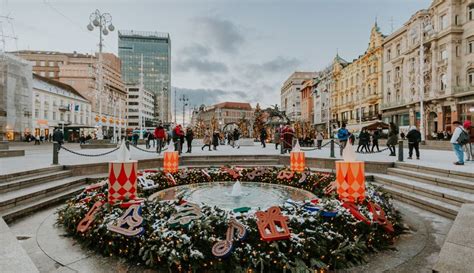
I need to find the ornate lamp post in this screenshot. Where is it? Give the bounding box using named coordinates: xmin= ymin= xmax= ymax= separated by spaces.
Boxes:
xmin=179 ymin=94 xmax=189 ymax=126
xmin=87 ymin=9 xmax=114 ymax=140
xmin=410 ymin=14 xmax=434 ymax=142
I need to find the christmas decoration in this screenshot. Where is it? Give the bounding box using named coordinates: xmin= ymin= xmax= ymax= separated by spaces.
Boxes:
xmin=256 ymin=206 xmax=290 ymax=241
xmin=290 ymin=141 xmax=305 ymax=173
xmin=212 ymin=218 xmax=247 ymax=258
xmin=336 ymin=143 xmax=365 ymax=203
xmin=76 ymin=201 xmax=104 ymax=233
xmin=57 ymin=166 xmax=402 ymax=273
xmin=168 ymin=202 xmax=202 ymax=227
xmin=107 ymin=204 xmax=145 ymax=236
xmin=163 ymin=151 xmax=179 ymax=173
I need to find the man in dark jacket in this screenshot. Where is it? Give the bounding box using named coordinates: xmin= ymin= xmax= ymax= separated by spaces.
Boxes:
xmin=233 ymin=128 xmax=241 ymax=149
xmin=371 ymin=130 xmax=381 ymax=152
xmin=185 ymin=127 xmax=194 ymax=153
xmin=52 ymin=129 xmax=64 ymax=150
xmin=406 ymin=126 xmax=421 ymax=159
xmin=356 ymin=129 xmax=370 ymax=153
xmin=260 ymin=127 xmax=267 ymax=148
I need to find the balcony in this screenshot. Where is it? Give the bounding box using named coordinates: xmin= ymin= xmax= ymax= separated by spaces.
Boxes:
xmin=58 ymin=105 xmax=70 ymax=111
xmin=453 ymin=86 xmax=474 ymax=95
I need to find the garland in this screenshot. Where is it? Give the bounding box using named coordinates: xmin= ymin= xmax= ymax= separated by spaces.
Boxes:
xmin=57 ymin=166 xmax=403 ymax=272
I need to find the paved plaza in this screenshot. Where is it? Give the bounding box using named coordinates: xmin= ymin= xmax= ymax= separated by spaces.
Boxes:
xmin=2 ymin=141 xmax=473 ymax=176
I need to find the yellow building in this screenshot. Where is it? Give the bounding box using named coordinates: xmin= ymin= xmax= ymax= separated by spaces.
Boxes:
xmin=331 ymin=23 xmax=384 ymax=131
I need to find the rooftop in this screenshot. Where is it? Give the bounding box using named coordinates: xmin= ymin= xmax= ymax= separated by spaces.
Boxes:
xmin=213 ymin=102 xmax=252 ymax=110
xmin=33 ymin=73 xmax=88 ymax=101
xmin=118 ymin=30 xmax=170 ymax=39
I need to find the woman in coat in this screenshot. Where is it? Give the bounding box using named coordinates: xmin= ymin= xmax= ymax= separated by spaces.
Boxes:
xmin=202 ymin=129 xmax=212 ymax=151
xmin=212 ymin=130 xmax=220 ymax=150
xmin=387 ymin=122 xmax=399 ymax=156
xmin=274 ymin=127 xmax=281 ymax=150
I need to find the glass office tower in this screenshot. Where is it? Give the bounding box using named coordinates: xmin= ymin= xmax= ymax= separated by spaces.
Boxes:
xmin=118 ymin=30 xmax=171 ymax=123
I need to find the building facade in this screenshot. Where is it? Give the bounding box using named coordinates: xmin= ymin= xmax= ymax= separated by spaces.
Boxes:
xmin=300 ymin=79 xmax=315 ymax=123
xmin=281 ymin=72 xmax=318 ymax=121
xmin=0 ymin=53 xmax=32 ymax=141
xmin=32 ymin=74 xmax=92 ymax=141
xmin=118 ymin=30 xmax=171 ymax=123
xmin=125 ymin=84 xmax=155 ymax=129
xmin=313 ymin=65 xmax=333 ymax=134
xmin=382 ymin=0 xmax=474 ymax=136
xmin=195 ymin=102 xmax=253 ymax=130
xmin=332 ymin=24 xmax=384 ymax=131
xmin=13 ymin=50 xmax=127 ymax=137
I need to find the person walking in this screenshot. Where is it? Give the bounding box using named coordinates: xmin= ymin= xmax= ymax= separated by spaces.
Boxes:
xmin=52 ymin=128 xmax=64 ymax=150
xmin=132 ymin=129 xmax=139 ymax=146
xmin=274 ymin=127 xmax=281 ymax=150
xmin=212 ymin=130 xmax=220 ymax=150
xmin=79 ymin=134 xmax=86 ymax=145
xmin=316 ymin=131 xmax=324 ymax=149
xmin=463 ymin=120 xmax=473 ymax=161
xmin=173 ymin=124 xmax=185 ymax=154
xmin=282 ymin=124 xmax=294 ymax=153
xmin=337 ymin=124 xmax=349 ymax=156
xmin=371 ymin=130 xmax=381 ymax=152
xmin=357 ymin=129 xmax=370 ymax=153
xmin=260 ymin=127 xmax=267 ymax=148
xmin=387 ymin=122 xmax=399 ymax=156
xmin=202 ymin=129 xmax=212 ymax=151
xmin=406 ymin=126 xmax=421 ymax=159
xmin=233 ymin=128 xmax=241 ymax=149
xmin=185 ymin=127 xmax=194 ymax=153
xmin=34 ymin=135 xmax=41 ymax=145
xmin=451 ymin=121 xmax=469 ymax=165
xmin=154 ymin=124 xmax=166 ymax=154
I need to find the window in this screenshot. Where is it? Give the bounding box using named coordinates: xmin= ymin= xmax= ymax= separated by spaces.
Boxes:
xmin=34 ymin=109 xmax=39 ymax=118
xmin=469 ymin=5 xmax=474 ymax=21
xmin=396 ymin=44 xmax=401 ymax=56
xmin=52 ymin=112 xmax=56 ymax=120
xmin=387 ymin=49 xmax=391 ymax=61
xmin=395 ymin=66 xmax=401 ymax=79
xmin=469 ymin=41 xmax=473 ymax=54
xmin=440 ymin=74 xmax=447 ymax=90
xmin=440 ymin=14 xmax=448 ymax=30
xmin=386 ymin=71 xmax=391 ymax=83
xmin=60 ymin=113 xmax=64 ymax=121
xmin=40 ymin=61 xmax=45 ymax=66
xmin=48 ymin=71 xmax=54 ymax=77
xmin=44 ymin=110 xmax=48 ymax=119
xmin=455 ymin=15 xmax=459 ymax=25
xmin=469 ymin=70 xmax=474 ymax=86
xmin=441 ymin=49 xmax=448 ymax=60
xmin=456 ymin=46 xmax=460 ymax=57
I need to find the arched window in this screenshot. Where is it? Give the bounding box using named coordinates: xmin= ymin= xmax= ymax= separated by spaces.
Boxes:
xmin=468 ymin=69 xmax=474 ymax=86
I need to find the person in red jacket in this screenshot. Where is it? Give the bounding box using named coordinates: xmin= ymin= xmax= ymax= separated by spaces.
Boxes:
xmin=173 ymin=124 xmax=185 ymax=154
xmin=154 ymin=124 xmax=166 ymax=154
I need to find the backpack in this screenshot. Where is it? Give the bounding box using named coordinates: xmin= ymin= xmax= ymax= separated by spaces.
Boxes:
xmin=337 ymin=128 xmax=348 ymax=140
xmin=457 ymin=130 xmax=469 ymax=145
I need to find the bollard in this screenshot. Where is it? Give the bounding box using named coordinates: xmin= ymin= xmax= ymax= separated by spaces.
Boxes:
xmin=52 ymin=142 xmax=59 ymax=165
xmin=398 ymin=140 xmax=404 ymax=162
xmin=330 ymin=139 xmax=335 ymax=158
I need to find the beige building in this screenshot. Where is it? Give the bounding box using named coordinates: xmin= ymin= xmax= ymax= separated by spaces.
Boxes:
xmin=332 ymin=24 xmax=384 ymax=131
xmin=382 ymin=0 xmax=474 ymax=136
xmin=13 ymin=50 xmax=127 ymax=137
xmin=195 ymin=102 xmax=253 ymax=130
xmin=281 ymin=72 xmax=318 ymax=122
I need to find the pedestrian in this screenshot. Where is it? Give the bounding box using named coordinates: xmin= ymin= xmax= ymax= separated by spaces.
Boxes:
xmin=132 ymin=129 xmax=139 ymax=146
xmin=387 ymin=122 xmax=399 ymax=156
xmin=233 ymin=128 xmax=241 ymax=149
xmin=202 ymin=129 xmax=212 ymax=151
xmin=464 ymin=120 xmax=474 ymax=161
xmin=212 ymin=130 xmax=220 ymax=150
xmin=356 ymin=129 xmax=370 ymax=153
xmin=406 ymin=126 xmax=421 ymax=160
xmin=371 ymin=130 xmax=381 ymax=152
xmin=450 ymin=121 xmax=469 ymax=165
xmin=260 ymin=127 xmax=267 ymax=148
xmin=52 ymin=128 xmax=64 ymax=150
xmin=185 ymin=127 xmax=194 ymax=153
xmin=154 ymin=124 xmax=166 ymax=154
xmin=282 ymin=124 xmax=294 ymax=153
xmin=79 ymin=134 xmax=86 ymax=145
xmin=274 ymin=126 xmax=281 ymax=150
xmin=173 ymin=124 xmax=185 ymax=154
xmin=316 ymin=131 xmax=323 ymax=149
xmin=337 ymin=123 xmax=350 ymax=156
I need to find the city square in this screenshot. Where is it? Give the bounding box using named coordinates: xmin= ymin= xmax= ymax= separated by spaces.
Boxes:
xmin=1 ymin=0 xmax=474 ymax=273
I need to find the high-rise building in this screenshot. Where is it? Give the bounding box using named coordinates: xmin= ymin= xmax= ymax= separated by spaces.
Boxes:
xmin=118 ymin=30 xmax=171 ymax=123
xmin=125 ymin=84 xmax=155 ymax=129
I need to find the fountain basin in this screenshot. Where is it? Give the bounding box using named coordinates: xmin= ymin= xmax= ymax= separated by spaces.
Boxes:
xmin=149 ymin=181 xmax=316 ymax=210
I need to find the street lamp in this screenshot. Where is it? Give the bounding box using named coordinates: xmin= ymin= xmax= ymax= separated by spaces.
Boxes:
xmin=87 ymin=9 xmax=114 ymax=140
xmin=410 ymin=14 xmax=435 ymax=142
xmin=179 ymin=94 xmax=189 ymax=126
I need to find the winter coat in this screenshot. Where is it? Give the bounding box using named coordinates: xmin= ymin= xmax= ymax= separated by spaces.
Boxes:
xmin=406 ymin=129 xmax=421 ymax=144
xmin=282 ymin=127 xmax=294 ymax=149
xmin=185 ymin=130 xmax=194 ymax=142
xmin=154 ymin=126 xmax=166 ymax=139
xmin=387 ymin=125 xmax=399 ymax=146
xmin=358 ymin=132 xmax=370 ymax=145
xmin=274 ymin=131 xmax=281 ymax=144
xmin=203 ymin=131 xmax=211 ymax=145
xmin=212 ymin=132 xmax=220 ymax=146
xmin=233 ymin=130 xmax=241 ymax=141
xmin=52 ymin=130 xmax=64 ymax=142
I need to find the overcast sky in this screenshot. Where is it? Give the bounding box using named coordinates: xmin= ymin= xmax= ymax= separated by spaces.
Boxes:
xmin=2 ymin=0 xmax=431 ymax=112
